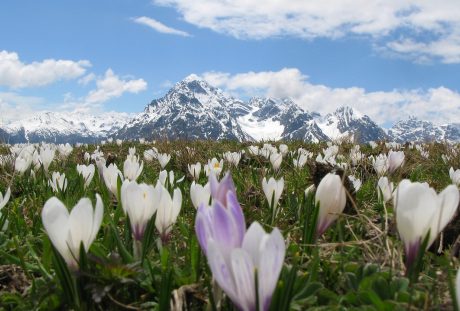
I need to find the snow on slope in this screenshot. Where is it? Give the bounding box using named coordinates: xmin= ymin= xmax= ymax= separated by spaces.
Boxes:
xmin=237 ymin=107 xmax=284 ymax=141
xmin=3 ymin=111 xmax=132 ymax=143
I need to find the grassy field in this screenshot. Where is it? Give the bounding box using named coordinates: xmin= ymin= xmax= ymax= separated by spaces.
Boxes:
xmin=0 ymin=140 xmax=459 ymax=310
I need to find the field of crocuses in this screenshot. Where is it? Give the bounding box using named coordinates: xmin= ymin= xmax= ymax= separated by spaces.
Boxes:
xmin=1 ymin=139 xmax=460 ymax=310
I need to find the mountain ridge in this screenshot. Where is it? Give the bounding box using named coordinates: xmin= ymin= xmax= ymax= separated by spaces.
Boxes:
xmin=1 ymin=76 xmax=458 ymax=144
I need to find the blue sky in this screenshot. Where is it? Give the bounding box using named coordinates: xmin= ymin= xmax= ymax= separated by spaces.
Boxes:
xmin=1 ymin=0 xmax=460 ymax=127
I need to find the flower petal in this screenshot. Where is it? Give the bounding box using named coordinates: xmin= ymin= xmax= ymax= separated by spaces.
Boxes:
xmin=231 ymin=249 xmax=256 ymax=311
xmin=258 ymin=228 xmax=285 ymax=311
xmin=207 ymin=240 xmax=238 ymax=307
xmin=42 ymin=197 xmax=72 ymax=264
xmin=242 ymin=221 xmax=265 ymax=264
xmin=90 ymin=194 xmax=104 ymax=245
xmin=68 ymin=198 xmax=94 ymax=252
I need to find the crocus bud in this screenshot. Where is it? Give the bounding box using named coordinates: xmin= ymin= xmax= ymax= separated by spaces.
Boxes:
xmin=450 ymin=167 xmax=460 ymax=187
xmin=123 ymin=156 xmax=143 ymax=181
xmin=41 ymin=194 xmax=103 ymax=268
xmin=223 ymin=151 xmax=241 ymax=167
xmin=155 ymin=184 xmax=182 ymax=242
xmin=262 ymin=176 xmax=284 ymax=219
xmin=144 ymin=148 xmax=158 ymax=162
xmin=388 ymin=150 xmax=405 ymax=173
xmin=207 ymin=158 xmax=223 ymax=177
xmin=157 ymin=153 xmax=171 ymax=169
xmin=195 ymin=172 xmax=244 ymax=256
xmin=188 ymin=162 xmax=201 ymax=180
xmin=48 ymin=172 xmax=68 ymax=193
xmin=103 ymin=163 xmax=123 ymax=197
xmin=270 ymin=152 xmax=282 ymax=171
xmin=121 ymin=180 xmax=157 ymax=241
xmin=394 ymin=180 xmax=459 ymax=268
xmin=15 ymin=152 xmax=32 ymax=174
xmin=315 ymin=173 xmax=347 ymax=236
xmin=77 ymin=164 xmax=95 ymax=189
xmin=209 ymin=171 xmax=236 ymax=206
xmin=40 ymin=146 xmax=55 ymax=173
xmin=279 ymin=144 xmax=288 ymax=156
xmin=190 ymin=181 xmax=211 ymax=209
xmin=372 ymin=154 xmax=389 ymax=176
xmin=377 ymin=176 xmax=394 ymax=203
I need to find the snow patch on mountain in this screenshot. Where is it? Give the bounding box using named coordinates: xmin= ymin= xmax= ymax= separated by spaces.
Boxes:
xmin=237 ymin=107 xmax=284 ymax=141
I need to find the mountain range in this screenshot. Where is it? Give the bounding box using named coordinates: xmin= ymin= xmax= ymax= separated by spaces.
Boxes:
xmin=1 ymin=75 xmax=459 ymax=144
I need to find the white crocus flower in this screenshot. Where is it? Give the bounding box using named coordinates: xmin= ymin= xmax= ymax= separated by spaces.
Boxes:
xmin=190 ymin=181 xmax=211 ymax=209
xmin=247 ymin=145 xmax=259 ymax=156
xmin=84 ymin=152 xmax=91 ymax=163
xmin=206 ymin=222 xmax=285 ymax=311
xmin=279 ymin=144 xmax=289 ymax=156
xmin=450 ymin=167 xmax=460 ymax=187
xmin=372 ymin=154 xmax=389 ymax=176
xmin=40 ymin=146 xmax=55 ymax=173
xmin=157 ymin=153 xmax=171 ymax=169
xmin=262 ymin=177 xmax=284 ymax=219
xmin=155 ymin=184 xmax=182 ymax=242
xmin=315 ymin=173 xmax=347 ymax=236
xmin=223 ymin=151 xmax=241 ymax=167
xmin=121 ymin=180 xmax=157 ymax=241
xmin=388 ymin=150 xmax=405 ymax=173
xmin=144 ymin=148 xmax=158 ymax=162
xmin=48 ymin=172 xmax=68 ymax=193
xmin=41 ymin=194 xmax=103 ymax=267
xmin=58 ymin=143 xmax=73 ymax=159
xmin=32 ymin=150 xmax=41 ymax=171
xmin=123 ymin=155 xmax=144 ymax=181
xmin=103 ymin=164 xmax=123 ymax=198
xmin=207 ymin=158 xmax=223 ymax=177
xmin=269 ymin=152 xmax=282 ymax=171
xmin=77 ymin=164 xmax=95 ymax=189
xmin=377 ymin=176 xmax=394 ymax=203
xmin=293 ymin=153 xmax=309 ymax=168
xmin=15 ymin=151 xmax=33 ymax=174
xmin=188 ymin=162 xmax=202 ymax=180
xmin=394 ymin=180 xmax=459 ymax=267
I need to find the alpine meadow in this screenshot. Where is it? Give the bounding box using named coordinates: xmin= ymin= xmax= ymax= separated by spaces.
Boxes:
xmin=2 ymin=1 xmax=460 ymax=310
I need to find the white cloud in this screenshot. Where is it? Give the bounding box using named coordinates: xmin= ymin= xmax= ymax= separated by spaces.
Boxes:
xmin=154 ymin=0 xmax=460 ymax=63
xmin=200 ymin=68 xmax=460 ymax=126
xmin=0 ymin=68 xmax=148 ymax=123
xmin=78 ymin=73 xmax=96 ymax=85
xmin=133 ymin=16 xmax=191 ymax=37
xmin=0 ymin=50 xmax=91 ymax=88
xmin=85 ymin=69 xmax=147 ymax=104
xmin=0 ymin=92 xmax=46 ymax=123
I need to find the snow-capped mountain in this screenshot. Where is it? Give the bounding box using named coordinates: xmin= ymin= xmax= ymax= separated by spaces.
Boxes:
xmin=1 ymin=75 xmax=458 ymax=144
xmin=237 ymin=97 xmax=327 ymax=142
xmin=317 ymin=107 xmax=388 ymax=143
xmin=388 ymin=117 xmax=460 ymax=142
xmin=115 ymin=75 xmax=251 ymax=141
xmin=0 ymin=111 xmax=132 ymax=144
